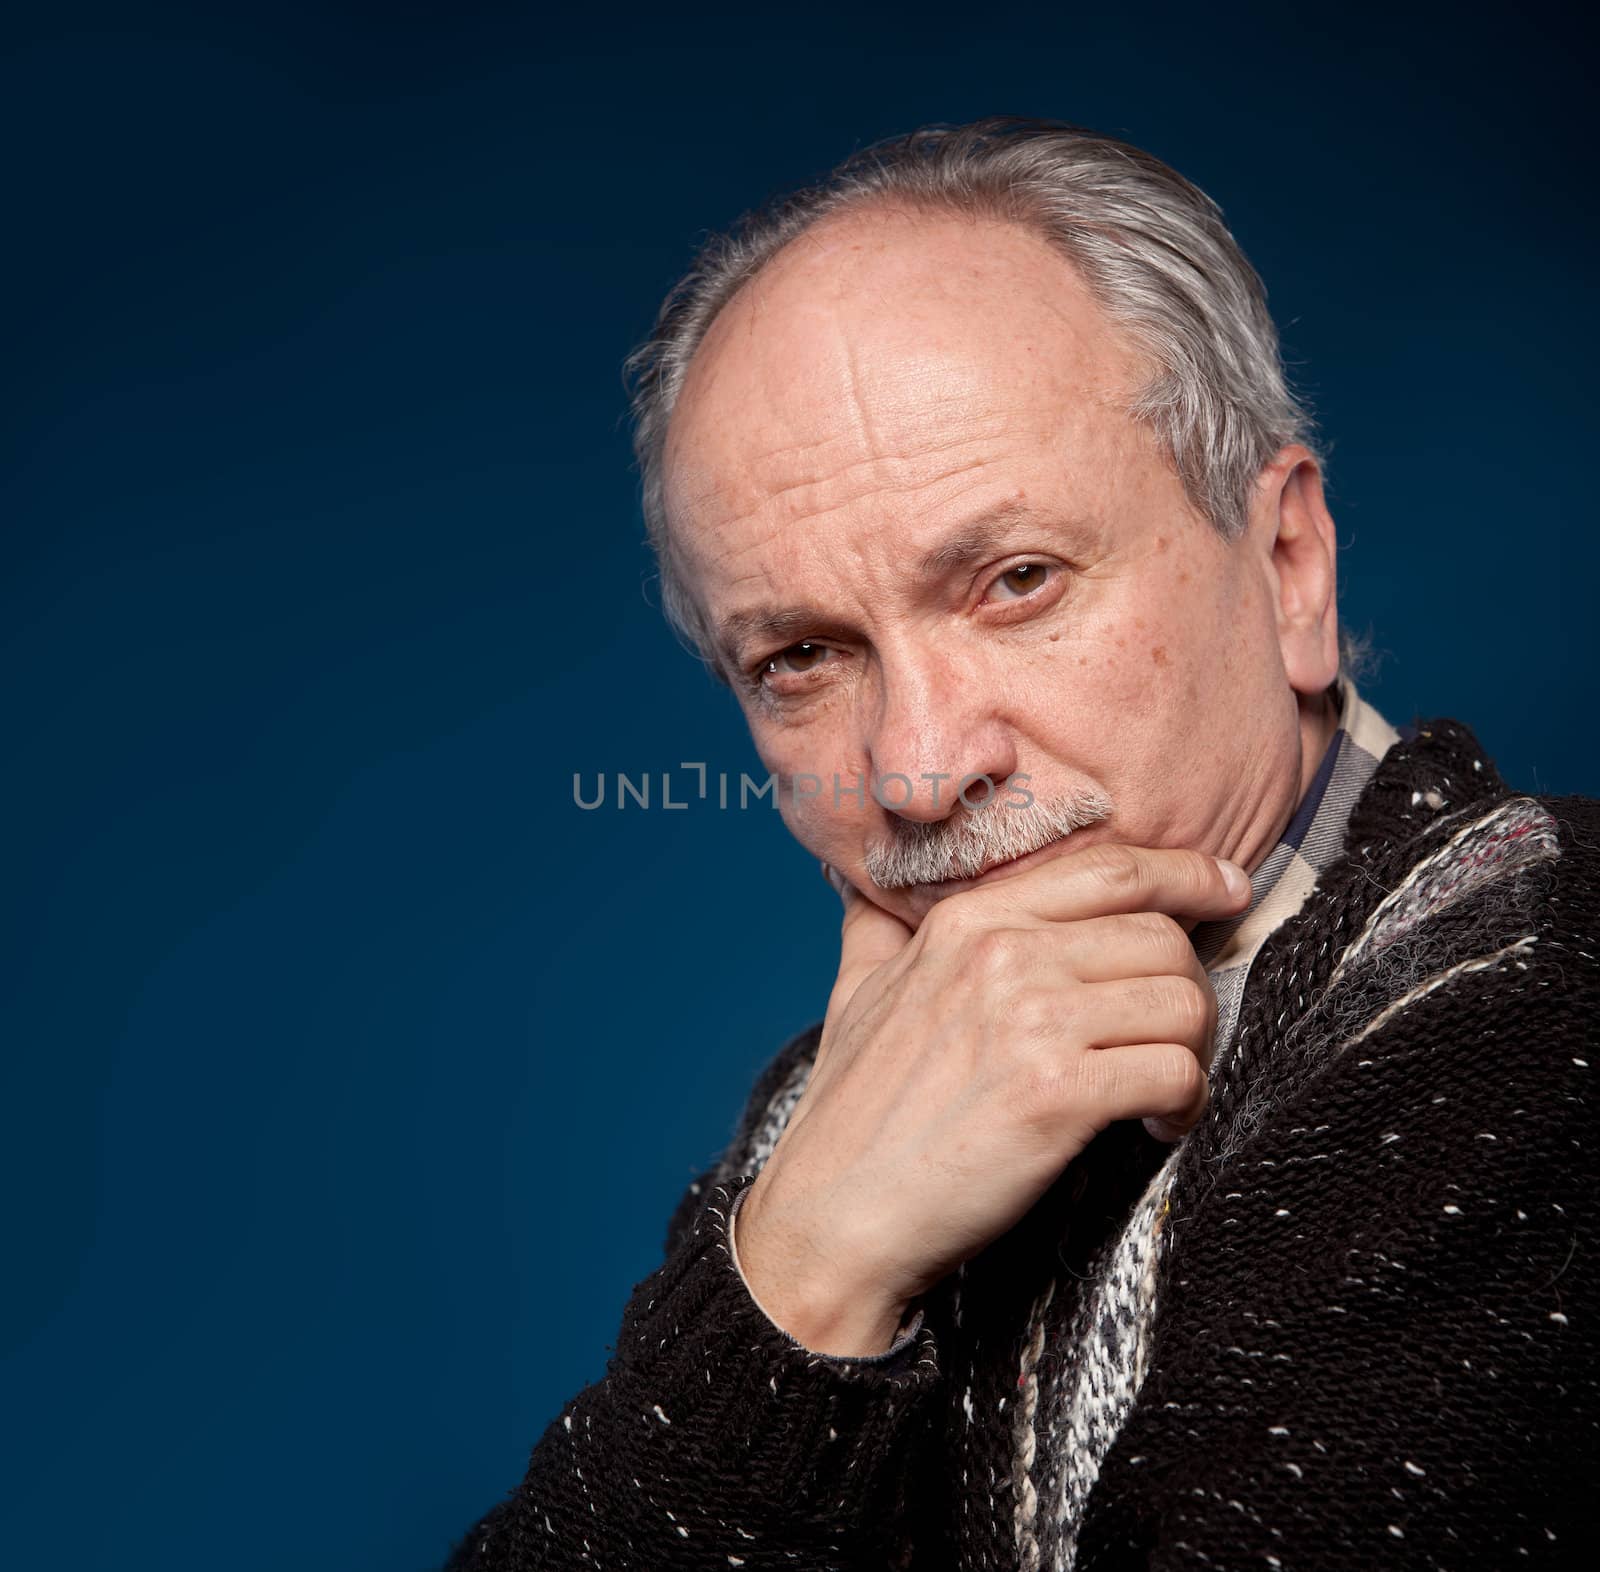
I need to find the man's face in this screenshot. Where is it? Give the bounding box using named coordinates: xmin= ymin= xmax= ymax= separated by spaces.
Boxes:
xmin=663 ymin=206 xmax=1323 ymax=928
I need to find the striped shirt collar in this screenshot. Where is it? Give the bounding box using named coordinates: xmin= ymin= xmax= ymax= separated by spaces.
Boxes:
xmin=1192 ymin=676 xmax=1404 ymax=1060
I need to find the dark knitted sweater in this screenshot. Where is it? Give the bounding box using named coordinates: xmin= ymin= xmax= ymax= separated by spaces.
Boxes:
xmin=448 ymin=719 xmax=1599 ymax=1570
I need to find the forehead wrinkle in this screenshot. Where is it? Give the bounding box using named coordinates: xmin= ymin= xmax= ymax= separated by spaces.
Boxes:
xmin=716 ymin=382 xmax=1029 ymax=538
xmin=687 ymin=321 xmax=1027 ymax=498
xmin=669 ymin=210 xmax=1155 ymax=611
xmin=740 ymin=440 xmax=1004 ymax=534
xmin=673 ymin=407 xmax=1022 ymax=539
xmin=682 ymin=406 xmax=1080 ymax=612
xmin=840 ymin=324 xmax=887 ymax=478
xmin=672 ymin=291 xmax=1061 ymax=532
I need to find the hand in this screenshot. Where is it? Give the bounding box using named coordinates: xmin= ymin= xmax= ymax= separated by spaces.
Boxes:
xmin=734 ymin=844 xmax=1251 ymax=1355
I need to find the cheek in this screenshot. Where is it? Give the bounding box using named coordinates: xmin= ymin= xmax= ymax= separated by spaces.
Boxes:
xmin=755 ymin=729 xmax=876 ymax=861
xmin=751 ymin=717 xmax=846 ymax=794
xmin=774 ymin=789 xmax=881 ymax=880
xmin=997 ymin=583 xmax=1226 ymax=791
xmin=1097 ymin=569 xmax=1235 ymax=709
xmin=1015 ymin=615 xmax=1195 ymax=723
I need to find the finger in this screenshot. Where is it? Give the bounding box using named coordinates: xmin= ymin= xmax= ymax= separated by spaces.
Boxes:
xmin=1073 ymin=1041 xmax=1210 ymax=1142
xmin=825 ymin=875 xmax=913 ymax=1035
xmin=1033 ymin=910 xmax=1210 ymax=988
xmin=973 ymin=844 xmax=1250 ymax=926
xmin=1050 ymin=974 xmax=1217 ymax=1067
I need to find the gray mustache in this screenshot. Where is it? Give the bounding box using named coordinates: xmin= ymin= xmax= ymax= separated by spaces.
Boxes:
xmin=863 ymin=786 xmax=1115 ymax=890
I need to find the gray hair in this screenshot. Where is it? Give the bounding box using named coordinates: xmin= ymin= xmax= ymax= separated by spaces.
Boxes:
xmin=625 ymin=116 xmax=1326 ymax=679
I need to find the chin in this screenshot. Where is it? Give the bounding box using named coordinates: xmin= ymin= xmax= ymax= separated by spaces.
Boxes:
xmin=897 ymin=889 xmax=943 ymax=930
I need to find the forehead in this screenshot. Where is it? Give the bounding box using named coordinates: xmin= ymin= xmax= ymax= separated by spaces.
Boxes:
xmin=663 ymin=206 xmax=1150 ymax=533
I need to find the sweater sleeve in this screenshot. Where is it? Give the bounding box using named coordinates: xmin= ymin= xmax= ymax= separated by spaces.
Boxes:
xmin=444 ymin=1030 xmax=945 ymax=1571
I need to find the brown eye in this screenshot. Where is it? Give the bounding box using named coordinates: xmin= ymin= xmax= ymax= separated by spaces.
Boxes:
xmin=766 ymin=641 xmax=828 ymax=676
xmin=992 ymin=563 xmax=1051 ymax=599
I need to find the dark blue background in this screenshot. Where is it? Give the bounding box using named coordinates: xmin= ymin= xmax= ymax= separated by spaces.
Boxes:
xmin=4 ymin=3 xmax=1593 ymax=1566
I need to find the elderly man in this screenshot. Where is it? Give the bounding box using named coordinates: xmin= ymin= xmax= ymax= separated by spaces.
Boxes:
xmin=449 ymin=120 xmax=1596 ymax=1569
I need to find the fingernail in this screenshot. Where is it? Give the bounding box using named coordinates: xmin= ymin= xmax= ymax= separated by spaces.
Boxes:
xmin=1143 ymin=1115 xmax=1187 ymax=1145
xmin=1218 ymin=859 xmax=1250 ymax=899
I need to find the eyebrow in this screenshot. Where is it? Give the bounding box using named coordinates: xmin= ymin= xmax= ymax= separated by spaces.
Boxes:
xmin=713 ymin=501 xmax=1091 ymax=670
xmin=913 ymin=500 xmax=1062 ymax=577
xmin=716 ymin=604 xmax=850 ymax=674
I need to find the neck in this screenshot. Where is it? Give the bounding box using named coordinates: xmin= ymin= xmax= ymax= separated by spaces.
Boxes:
xmin=1296 ymin=684 xmax=1341 ymax=804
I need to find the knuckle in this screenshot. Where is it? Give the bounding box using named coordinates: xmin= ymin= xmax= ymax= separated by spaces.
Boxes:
xmin=1073 ymin=1048 xmax=1140 ymax=1112
xmin=1069 ymin=1042 xmax=1207 ymax=1127
xmin=1178 ymin=847 xmax=1223 ymax=895
xmin=920 ymin=896 xmax=970 ymax=946
xmin=1088 ymin=844 xmax=1144 ymax=895
xmin=963 ymin=924 xmax=1026 ymax=980
xmin=1132 ymin=911 xmax=1189 ymax=968
xmin=1009 ymin=985 xmax=1057 ymax=1038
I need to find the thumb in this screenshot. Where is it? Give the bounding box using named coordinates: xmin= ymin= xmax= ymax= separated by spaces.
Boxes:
xmin=822 ymin=862 xmax=913 ymax=1027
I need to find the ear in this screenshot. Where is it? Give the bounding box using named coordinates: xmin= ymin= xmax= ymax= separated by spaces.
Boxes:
xmin=1249 ymin=444 xmax=1340 ymax=697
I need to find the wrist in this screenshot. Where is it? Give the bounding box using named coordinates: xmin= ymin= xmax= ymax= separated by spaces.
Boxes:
xmin=730 ymin=1183 xmax=909 ymax=1357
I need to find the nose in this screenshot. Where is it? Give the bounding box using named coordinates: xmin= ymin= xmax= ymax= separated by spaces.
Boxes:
xmin=863 ymin=647 xmax=1019 ymax=824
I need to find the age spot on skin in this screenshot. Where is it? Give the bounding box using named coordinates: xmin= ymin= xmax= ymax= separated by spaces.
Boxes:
xmin=1151 ymin=646 xmax=1169 ymax=667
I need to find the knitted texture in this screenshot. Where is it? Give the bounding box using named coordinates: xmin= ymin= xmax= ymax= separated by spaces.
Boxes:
xmin=447 ymin=719 xmax=1598 ymax=1570
xmin=451 ymin=1174 xmax=940 ymax=1570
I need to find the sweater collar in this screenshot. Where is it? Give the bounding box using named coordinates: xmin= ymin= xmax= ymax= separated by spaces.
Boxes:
xmin=1192 ymin=676 xmax=1403 ymax=1055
